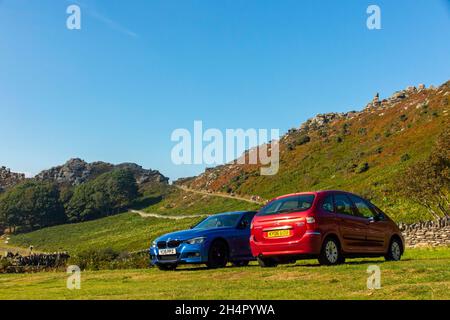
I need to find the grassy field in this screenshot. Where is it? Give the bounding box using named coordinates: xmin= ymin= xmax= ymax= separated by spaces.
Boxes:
xmin=9 ymin=212 xmax=200 ymax=254
xmin=0 ymin=246 xmax=449 ymax=300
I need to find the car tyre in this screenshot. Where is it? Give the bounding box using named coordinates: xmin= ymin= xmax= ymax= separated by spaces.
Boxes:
xmin=385 ymin=237 xmax=402 ymax=261
xmin=318 ymin=237 xmax=343 ymax=266
xmin=231 ymin=260 xmax=249 ymax=267
xmin=157 ymin=263 xmax=177 ymax=271
xmin=206 ymin=240 xmax=229 ymax=269
xmin=257 ymin=257 xmax=278 ymax=268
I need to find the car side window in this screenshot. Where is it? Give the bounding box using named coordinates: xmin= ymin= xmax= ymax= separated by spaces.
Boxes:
xmin=368 ymin=202 xmax=386 ymax=220
xmin=333 ymin=194 xmax=354 ymax=216
xmin=349 ymin=195 xmax=376 ymax=219
xmin=239 ymin=212 xmax=256 ymax=229
xmin=322 ymin=195 xmax=334 ymax=213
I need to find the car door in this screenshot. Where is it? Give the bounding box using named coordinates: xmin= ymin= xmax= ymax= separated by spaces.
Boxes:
xmin=333 ymin=193 xmax=368 ymax=253
xmin=232 ymin=212 xmax=256 ymax=258
xmin=349 ymin=195 xmax=387 ymax=252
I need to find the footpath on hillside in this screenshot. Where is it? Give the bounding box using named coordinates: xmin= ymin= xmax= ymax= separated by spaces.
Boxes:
xmin=174 ymin=185 xmax=266 ymax=205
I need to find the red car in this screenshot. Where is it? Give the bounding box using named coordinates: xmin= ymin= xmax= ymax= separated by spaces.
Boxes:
xmin=250 ymin=190 xmax=404 ymax=266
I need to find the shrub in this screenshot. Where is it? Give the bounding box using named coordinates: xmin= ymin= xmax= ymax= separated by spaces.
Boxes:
xmin=400 ymin=153 xmax=411 ymax=162
xmin=295 ymin=135 xmax=311 ymax=146
xmin=356 ymin=162 xmax=369 ymax=173
xmin=70 ymin=248 xmax=149 ymax=270
xmin=358 ymin=128 xmax=367 ymax=135
xmin=399 ymin=114 xmax=408 ymax=122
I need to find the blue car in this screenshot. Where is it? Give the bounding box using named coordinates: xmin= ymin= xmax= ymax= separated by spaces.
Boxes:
xmin=149 ymin=211 xmax=257 ymax=270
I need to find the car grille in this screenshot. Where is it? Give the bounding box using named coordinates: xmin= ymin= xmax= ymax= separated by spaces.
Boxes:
xmin=157 ymin=241 xmax=167 ymax=249
xmin=167 ymin=240 xmax=182 ymax=248
xmin=158 ymin=255 xmax=177 ymax=261
xmin=157 ymin=240 xmax=182 ymax=249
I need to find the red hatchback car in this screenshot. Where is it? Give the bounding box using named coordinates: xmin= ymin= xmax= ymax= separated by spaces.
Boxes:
xmin=250 ymin=190 xmax=404 ymax=266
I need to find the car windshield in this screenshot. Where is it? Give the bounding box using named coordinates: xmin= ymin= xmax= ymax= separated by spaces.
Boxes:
xmin=193 ymin=214 xmax=241 ymax=229
xmin=258 ymin=195 xmax=315 ymax=216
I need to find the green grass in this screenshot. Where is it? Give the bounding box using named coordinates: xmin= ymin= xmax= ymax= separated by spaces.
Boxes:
xmin=0 ymin=246 xmax=449 ymax=300
xmin=9 ymin=212 xmax=200 ymax=254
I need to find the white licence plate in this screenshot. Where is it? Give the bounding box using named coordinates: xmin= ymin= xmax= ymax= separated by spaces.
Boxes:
xmin=158 ymin=248 xmax=176 ymax=255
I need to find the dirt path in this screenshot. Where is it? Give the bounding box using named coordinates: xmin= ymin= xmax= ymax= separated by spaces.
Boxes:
xmin=174 ymin=185 xmax=265 ymax=205
xmin=131 ymin=210 xmax=207 ymax=220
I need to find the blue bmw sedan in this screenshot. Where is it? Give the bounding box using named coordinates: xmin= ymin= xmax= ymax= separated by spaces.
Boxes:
xmin=150 ymin=211 xmax=257 ymax=270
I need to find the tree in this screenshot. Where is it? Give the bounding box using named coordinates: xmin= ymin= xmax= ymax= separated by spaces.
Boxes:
xmin=397 ymin=130 xmax=450 ymax=219
xmin=0 ymin=181 xmax=66 ymax=232
xmin=65 ymin=169 xmax=138 ymax=222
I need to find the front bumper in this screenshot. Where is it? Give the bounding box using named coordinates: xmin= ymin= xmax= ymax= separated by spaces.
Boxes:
xmin=149 ymin=242 xmax=209 ymax=265
xmin=250 ymin=231 xmax=322 ymax=257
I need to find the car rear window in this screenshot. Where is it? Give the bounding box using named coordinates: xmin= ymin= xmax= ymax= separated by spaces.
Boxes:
xmin=258 ymin=195 xmax=315 ymax=216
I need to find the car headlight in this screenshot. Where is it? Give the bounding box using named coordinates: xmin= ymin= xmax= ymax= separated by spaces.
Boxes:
xmin=151 ymin=241 xmax=157 ymax=247
xmin=186 ymin=237 xmax=206 ymax=245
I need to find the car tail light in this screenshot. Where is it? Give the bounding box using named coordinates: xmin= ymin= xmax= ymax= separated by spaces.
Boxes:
xmin=306 ymin=217 xmax=315 ymax=224
xmin=306 ymin=216 xmax=318 ymax=231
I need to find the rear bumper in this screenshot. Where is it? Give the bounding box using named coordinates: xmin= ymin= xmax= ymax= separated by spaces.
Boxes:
xmin=149 ymin=243 xmax=209 ymax=265
xmin=250 ymin=231 xmax=322 ymax=257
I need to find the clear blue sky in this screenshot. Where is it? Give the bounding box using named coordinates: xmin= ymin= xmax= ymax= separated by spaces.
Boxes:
xmin=1 ymin=0 xmax=449 ymax=181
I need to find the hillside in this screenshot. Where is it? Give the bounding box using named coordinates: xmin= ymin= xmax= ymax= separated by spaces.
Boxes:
xmin=7 ymin=188 xmax=258 ymax=254
xmin=176 ymin=81 xmax=450 ymax=223
xmin=9 ymin=212 xmax=200 ymax=254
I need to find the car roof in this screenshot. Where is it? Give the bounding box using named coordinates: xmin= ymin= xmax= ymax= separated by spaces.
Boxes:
xmin=212 ymin=211 xmax=256 ymax=216
xmin=272 ymin=190 xmax=352 ymax=200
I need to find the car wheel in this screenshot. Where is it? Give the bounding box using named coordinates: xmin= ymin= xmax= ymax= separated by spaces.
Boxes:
xmin=157 ymin=263 xmax=177 ymax=271
xmin=385 ymin=238 xmax=402 ymax=261
xmin=231 ymin=260 xmax=249 ymax=267
xmin=206 ymin=240 xmax=229 ymax=268
xmin=257 ymin=257 xmax=278 ymax=268
xmin=318 ymin=237 xmax=343 ymax=266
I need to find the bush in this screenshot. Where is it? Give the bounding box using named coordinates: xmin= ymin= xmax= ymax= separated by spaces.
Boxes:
xmin=400 ymin=153 xmax=411 ymax=162
xmin=295 ymin=135 xmax=311 ymax=146
xmin=356 ymin=162 xmax=369 ymax=173
xmin=70 ymin=248 xmax=149 ymax=270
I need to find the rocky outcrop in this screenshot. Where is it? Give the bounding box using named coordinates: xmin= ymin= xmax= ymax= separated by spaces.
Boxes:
xmin=399 ymin=217 xmax=450 ymax=248
xmin=0 ymin=167 xmax=25 ymax=192
xmin=35 ymin=158 xmax=169 ymax=186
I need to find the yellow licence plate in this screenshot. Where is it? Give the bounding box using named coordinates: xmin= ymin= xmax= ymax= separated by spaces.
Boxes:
xmin=267 ymin=229 xmax=291 ymax=238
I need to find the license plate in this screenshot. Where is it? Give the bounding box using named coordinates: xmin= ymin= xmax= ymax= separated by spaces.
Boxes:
xmin=267 ymin=229 xmax=291 ymax=238
xmin=158 ymin=248 xmax=176 ymax=255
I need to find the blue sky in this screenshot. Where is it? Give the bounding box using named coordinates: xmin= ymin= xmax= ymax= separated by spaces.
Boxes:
xmin=0 ymin=0 xmax=449 ymax=181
